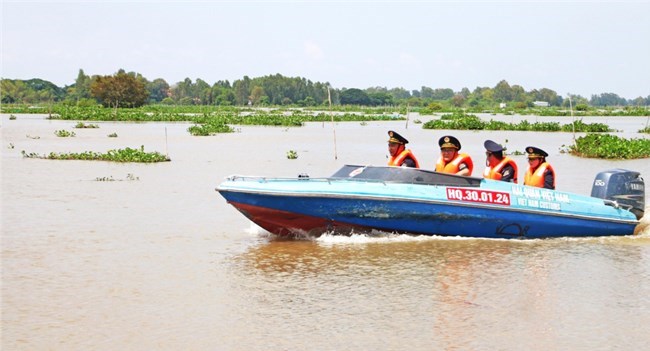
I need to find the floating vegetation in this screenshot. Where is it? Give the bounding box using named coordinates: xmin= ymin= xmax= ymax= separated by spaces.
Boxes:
xmin=54 ymin=130 xmax=76 ymax=137
xmin=187 ymin=119 xmax=234 ymax=136
xmin=567 ymin=134 xmax=650 ymax=159
xmin=75 ymin=122 xmax=99 ymax=128
xmin=9 ymin=115 xmax=16 ymax=120
xmin=639 ymin=126 xmax=650 ymax=134
xmin=107 ymin=132 xmax=118 ymax=138
xmin=413 ymin=119 xmax=422 ymax=124
xmin=286 ymin=150 xmax=298 ymax=159
xmin=26 ymin=135 xmax=40 ymax=139
xmin=21 ymin=145 xmax=170 ymax=163
xmin=423 ymin=112 xmax=611 ymax=132
xmin=95 ymin=173 xmax=139 ymax=181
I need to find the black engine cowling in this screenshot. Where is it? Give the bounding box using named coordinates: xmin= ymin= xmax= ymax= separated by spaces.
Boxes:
xmin=591 ymin=169 xmax=645 ymax=220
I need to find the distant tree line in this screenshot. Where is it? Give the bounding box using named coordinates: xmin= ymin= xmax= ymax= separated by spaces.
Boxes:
xmin=2 ymin=69 xmax=649 ymax=109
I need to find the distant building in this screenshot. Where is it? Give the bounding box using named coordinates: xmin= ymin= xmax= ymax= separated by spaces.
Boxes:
xmin=533 ymin=101 xmax=549 ymax=107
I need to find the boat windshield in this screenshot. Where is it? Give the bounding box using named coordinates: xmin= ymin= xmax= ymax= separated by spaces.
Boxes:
xmin=330 ymin=165 xmax=482 ymax=187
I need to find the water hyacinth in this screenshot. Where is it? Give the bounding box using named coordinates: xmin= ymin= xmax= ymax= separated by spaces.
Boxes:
xmin=568 ymin=134 xmax=650 ymax=159
xmin=74 ymin=122 xmax=99 ymax=128
xmin=21 ymin=145 xmax=170 ymax=163
xmin=54 ymin=129 xmax=76 ymax=137
xmin=423 ymin=112 xmax=612 ymax=132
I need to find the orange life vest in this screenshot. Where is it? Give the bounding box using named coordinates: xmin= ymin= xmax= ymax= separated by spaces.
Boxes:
xmin=524 ymin=162 xmax=555 ymax=189
xmin=388 ymin=149 xmax=420 ymax=168
xmin=435 ymin=153 xmax=473 ymax=175
xmin=483 ymin=156 xmax=518 ymax=182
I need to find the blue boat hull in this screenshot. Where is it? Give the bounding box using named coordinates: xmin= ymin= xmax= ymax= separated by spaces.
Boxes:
xmin=217 ymin=165 xmax=641 ymax=239
xmin=220 ymin=190 xmax=637 ymax=239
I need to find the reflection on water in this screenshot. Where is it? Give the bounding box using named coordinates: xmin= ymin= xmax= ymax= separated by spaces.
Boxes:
xmin=2 ymin=114 xmax=650 ymax=350
xmin=230 ymin=234 xmax=650 ymax=350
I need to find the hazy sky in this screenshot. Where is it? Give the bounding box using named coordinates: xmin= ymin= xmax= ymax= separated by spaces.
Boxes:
xmin=2 ymin=0 xmax=649 ymax=99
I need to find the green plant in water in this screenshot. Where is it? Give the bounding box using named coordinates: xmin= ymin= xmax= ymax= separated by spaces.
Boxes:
xmin=423 ymin=113 xmax=612 ymax=133
xmin=567 ymin=134 xmax=650 ymax=159
xmin=22 ymin=145 xmax=170 ymax=163
xmin=95 ymin=173 xmax=139 ymax=181
xmin=286 ymin=150 xmax=298 ymax=159
xmin=187 ymin=120 xmax=234 ymax=136
xmin=107 ymin=132 xmax=118 ymax=137
xmin=54 ymin=129 xmax=76 ymax=137
xmin=75 ymin=122 xmax=99 ymax=128
xmin=9 ymin=115 xmax=16 ymax=120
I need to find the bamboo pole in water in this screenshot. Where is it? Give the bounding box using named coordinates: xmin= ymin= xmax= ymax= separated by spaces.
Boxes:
xmin=405 ymin=103 xmax=410 ymax=129
xmin=328 ymin=86 xmax=337 ymax=160
xmin=568 ymin=95 xmax=577 ymax=151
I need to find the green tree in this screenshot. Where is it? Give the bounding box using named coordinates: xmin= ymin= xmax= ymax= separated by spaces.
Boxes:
xmin=68 ymin=69 xmax=92 ymax=101
xmin=90 ymin=71 xmax=148 ymax=108
xmin=368 ymin=91 xmax=394 ymax=106
xmin=146 ymin=78 xmax=170 ymax=103
xmin=590 ymin=92 xmax=627 ymax=107
xmin=493 ymin=80 xmax=513 ymax=102
xmin=451 ymin=94 xmax=465 ymax=107
xmin=431 ymin=88 xmax=454 ymax=100
xmin=340 ymin=88 xmax=371 ymax=105
xmin=249 ymin=86 xmax=265 ymax=105
xmin=232 ymin=76 xmax=251 ymax=105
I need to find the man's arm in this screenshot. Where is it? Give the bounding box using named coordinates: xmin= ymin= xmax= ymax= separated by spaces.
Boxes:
xmin=402 ymin=158 xmax=416 ymax=168
xmin=501 ymin=165 xmax=515 ymax=182
xmin=544 ymin=169 xmax=555 ymax=189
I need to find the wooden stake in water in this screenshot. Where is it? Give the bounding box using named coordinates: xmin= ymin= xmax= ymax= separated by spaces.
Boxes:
xmin=165 ymin=127 xmax=169 ymax=157
xmin=405 ymin=103 xmax=410 ymax=129
xmin=568 ymin=94 xmax=577 ymax=151
xmin=328 ymin=87 xmax=337 ymax=160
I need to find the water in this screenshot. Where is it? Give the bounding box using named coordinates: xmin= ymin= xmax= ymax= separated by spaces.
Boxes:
xmin=2 ymin=114 xmax=650 ymax=350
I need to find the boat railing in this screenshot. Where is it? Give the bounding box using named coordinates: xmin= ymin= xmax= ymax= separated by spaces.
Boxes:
xmin=223 ymin=165 xmax=483 ymax=187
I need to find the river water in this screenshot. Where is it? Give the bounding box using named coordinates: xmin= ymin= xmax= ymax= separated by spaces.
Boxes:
xmin=2 ymin=113 xmax=650 ymax=350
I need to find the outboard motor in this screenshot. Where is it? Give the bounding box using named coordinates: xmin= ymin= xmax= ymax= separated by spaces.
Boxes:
xmin=591 ymin=169 xmax=645 ymax=220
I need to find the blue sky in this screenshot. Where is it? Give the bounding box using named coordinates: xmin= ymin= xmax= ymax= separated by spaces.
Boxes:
xmin=2 ymin=0 xmax=649 ymax=99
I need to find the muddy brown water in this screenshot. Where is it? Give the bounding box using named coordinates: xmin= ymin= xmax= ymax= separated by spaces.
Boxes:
xmin=2 ymin=114 xmax=650 ymax=350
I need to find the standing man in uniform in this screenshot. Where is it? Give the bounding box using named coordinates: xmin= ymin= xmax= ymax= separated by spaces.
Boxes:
xmin=387 ymin=130 xmax=420 ymax=168
xmin=524 ymin=146 xmax=555 ymax=189
xmin=435 ymin=135 xmax=473 ymax=176
xmin=483 ymin=139 xmax=518 ymax=182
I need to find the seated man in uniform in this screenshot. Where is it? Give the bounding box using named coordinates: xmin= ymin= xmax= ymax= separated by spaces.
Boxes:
xmin=524 ymin=146 xmax=555 ymax=189
xmin=435 ymin=135 xmax=473 ymax=176
xmin=483 ymin=139 xmax=518 ymax=182
xmin=387 ymin=130 xmax=419 ymax=168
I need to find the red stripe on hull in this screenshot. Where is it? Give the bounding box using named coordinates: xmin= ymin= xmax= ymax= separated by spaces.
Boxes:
xmin=229 ymin=201 xmax=368 ymax=237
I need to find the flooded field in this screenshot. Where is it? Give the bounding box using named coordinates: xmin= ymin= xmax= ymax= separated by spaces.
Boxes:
xmin=2 ymin=114 xmax=650 ymax=350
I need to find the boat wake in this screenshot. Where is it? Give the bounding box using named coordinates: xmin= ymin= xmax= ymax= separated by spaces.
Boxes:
xmin=241 ymin=207 xmax=650 ymax=243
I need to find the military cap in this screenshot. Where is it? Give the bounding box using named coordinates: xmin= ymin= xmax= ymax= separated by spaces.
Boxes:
xmin=439 ymin=135 xmax=461 ymax=150
xmin=388 ymin=130 xmax=409 ymax=144
xmin=484 ymin=139 xmax=504 ymax=153
xmin=526 ymin=146 xmax=548 ymax=158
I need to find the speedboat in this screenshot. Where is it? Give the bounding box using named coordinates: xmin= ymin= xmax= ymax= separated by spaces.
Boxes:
xmin=216 ymin=165 xmax=645 ymax=239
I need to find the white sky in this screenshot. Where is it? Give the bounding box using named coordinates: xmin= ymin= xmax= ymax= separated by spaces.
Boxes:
xmin=2 ymin=0 xmax=649 ymax=99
